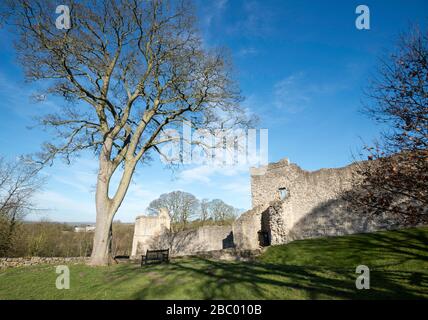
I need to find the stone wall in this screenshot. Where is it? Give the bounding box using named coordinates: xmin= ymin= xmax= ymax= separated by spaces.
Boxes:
xmin=130 ymin=208 xmax=170 ymax=258
xmin=129 ymin=157 xmax=405 ymax=256
xmin=232 ymin=200 xmax=288 ymax=249
xmin=232 ymin=206 xmax=265 ymax=250
xmin=247 ymin=158 xmax=398 ymax=245
xmin=148 ymin=225 xmax=234 ymax=257
xmin=0 ymin=257 xmax=90 ymax=269
xmin=131 ymin=208 xmax=234 ymax=257
xmin=288 ymin=195 xmax=398 ymax=240
xmin=265 ymin=201 xmax=288 ymax=245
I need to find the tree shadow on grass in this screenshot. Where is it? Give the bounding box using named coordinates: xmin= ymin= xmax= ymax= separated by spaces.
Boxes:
xmin=175 ymin=260 xmax=427 ymax=299
xmin=263 ymin=227 xmax=428 ymax=268
xmin=104 ymin=260 xmax=427 ymax=300
xmin=106 ymin=228 xmax=428 ymax=300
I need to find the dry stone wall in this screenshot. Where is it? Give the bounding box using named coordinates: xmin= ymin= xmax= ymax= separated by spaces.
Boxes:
xmin=0 ymin=257 xmax=89 ymax=269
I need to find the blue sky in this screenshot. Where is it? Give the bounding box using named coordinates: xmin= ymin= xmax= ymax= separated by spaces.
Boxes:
xmin=0 ymin=0 xmax=427 ymax=222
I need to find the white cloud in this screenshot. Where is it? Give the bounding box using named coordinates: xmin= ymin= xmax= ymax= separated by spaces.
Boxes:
xmin=227 ymin=1 xmax=276 ymax=37
xmin=29 ymin=158 xmax=254 ymax=222
xmin=52 ymin=172 xmax=95 ymax=193
xmin=273 ymin=73 xmax=310 ymax=113
xmin=221 ymin=180 xmax=251 ymax=196
xmin=237 ymin=47 xmax=259 ymax=57
xmin=215 ymin=0 xmax=228 ymax=10
xmin=179 ymin=166 xmax=213 ymax=183
xmin=32 ymin=190 xmax=95 ymax=221
xmin=202 ymin=0 xmax=229 ymax=27
xmin=273 ymin=73 xmax=348 ymax=113
xmin=0 ymin=71 xmax=59 ymax=119
xmin=32 ymin=171 xmax=164 ymax=222
xmin=179 ymin=163 xmax=251 ymax=184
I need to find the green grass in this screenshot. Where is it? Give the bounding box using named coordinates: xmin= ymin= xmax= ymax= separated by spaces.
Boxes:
xmin=1 ymin=227 xmax=427 ymax=299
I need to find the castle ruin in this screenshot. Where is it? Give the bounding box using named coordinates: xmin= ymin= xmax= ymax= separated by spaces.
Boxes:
xmin=131 ymin=158 xmax=396 ymax=258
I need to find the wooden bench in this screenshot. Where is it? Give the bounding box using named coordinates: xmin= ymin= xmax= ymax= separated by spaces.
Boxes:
xmin=141 ymin=249 xmax=170 ymax=266
xmin=113 ymin=255 xmax=130 ymax=264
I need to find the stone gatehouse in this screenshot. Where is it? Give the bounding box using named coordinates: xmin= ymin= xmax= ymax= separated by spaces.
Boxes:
xmin=131 ymin=157 xmax=396 ymax=258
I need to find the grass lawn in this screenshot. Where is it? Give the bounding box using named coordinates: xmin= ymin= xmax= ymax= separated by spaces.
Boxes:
xmin=0 ymin=227 xmax=427 ymax=299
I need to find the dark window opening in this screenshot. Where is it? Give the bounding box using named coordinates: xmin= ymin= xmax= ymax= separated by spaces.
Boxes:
xmin=259 ymin=209 xmax=271 ymax=247
xmin=258 ymin=231 xmax=270 ymax=247
xmin=222 ymin=232 xmax=235 ymax=249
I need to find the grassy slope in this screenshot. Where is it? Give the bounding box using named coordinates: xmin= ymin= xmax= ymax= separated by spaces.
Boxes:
xmin=0 ymin=227 xmax=427 ymax=300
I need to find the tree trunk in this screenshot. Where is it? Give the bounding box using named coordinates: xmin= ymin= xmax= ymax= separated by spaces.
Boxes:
xmin=90 ymin=143 xmax=114 ymax=266
xmin=90 ymin=210 xmax=114 ymax=266
xmin=90 ymin=170 xmax=114 ymax=266
xmin=89 ymin=142 xmax=137 ymax=266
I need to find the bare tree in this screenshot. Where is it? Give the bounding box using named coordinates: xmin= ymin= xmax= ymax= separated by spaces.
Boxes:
xmin=199 ymin=198 xmax=210 ymax=224
xmin=207 ymin=199 xmax=236 ymax=222
xmin=147 ymin=190 xmax=199 ymax=230
xmin=4 ymin=0 xmax=251 ymax=265
xmin=0 ymin=157 xmax=44 ymax=256
xmin=349 ymin=27 xmax=428 ymax=225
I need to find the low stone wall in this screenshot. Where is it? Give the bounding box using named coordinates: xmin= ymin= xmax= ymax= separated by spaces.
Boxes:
xmin=146 ymin=225 xmax=234 ymax=257
xmin=194 ymin=248 xmax=263 ymax=261
xmin=0 ymin=257 xmax=90 ymax=269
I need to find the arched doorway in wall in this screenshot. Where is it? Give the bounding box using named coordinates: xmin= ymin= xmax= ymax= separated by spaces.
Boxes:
xmin=258 ymin=208 xmax=271 ymax=247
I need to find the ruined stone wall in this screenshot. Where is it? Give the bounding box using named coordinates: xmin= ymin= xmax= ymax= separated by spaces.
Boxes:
xmin=148 ymin=225 xmax=233 ymax=257
xmin=130 ymin=208 xmax=170 ymax=258
xmin=131 ymin=158 xmax=402 ymax=256
xmin=265 ymin=201 xmax=288 ymax=245
xmin=232 ymin=206 xmax=264 ymax=250
xmin=251 ymin=158 xmax=355 ymax=211
xmin=232 ymin=200 xmax=288 ymax=249
xmin=248 ymin=158 xmax=398 ymax=245
xmin=131 ymin=209 xmax=234 ymax=258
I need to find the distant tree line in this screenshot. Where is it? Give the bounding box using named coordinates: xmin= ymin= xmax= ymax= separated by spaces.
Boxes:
xmin=1 ymin=221 xmax=133 ymax=258
xmin=147 ymin=191 xmax=241 ymax=231
xmin=0 ymin=155 xmax=134 ymax=258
